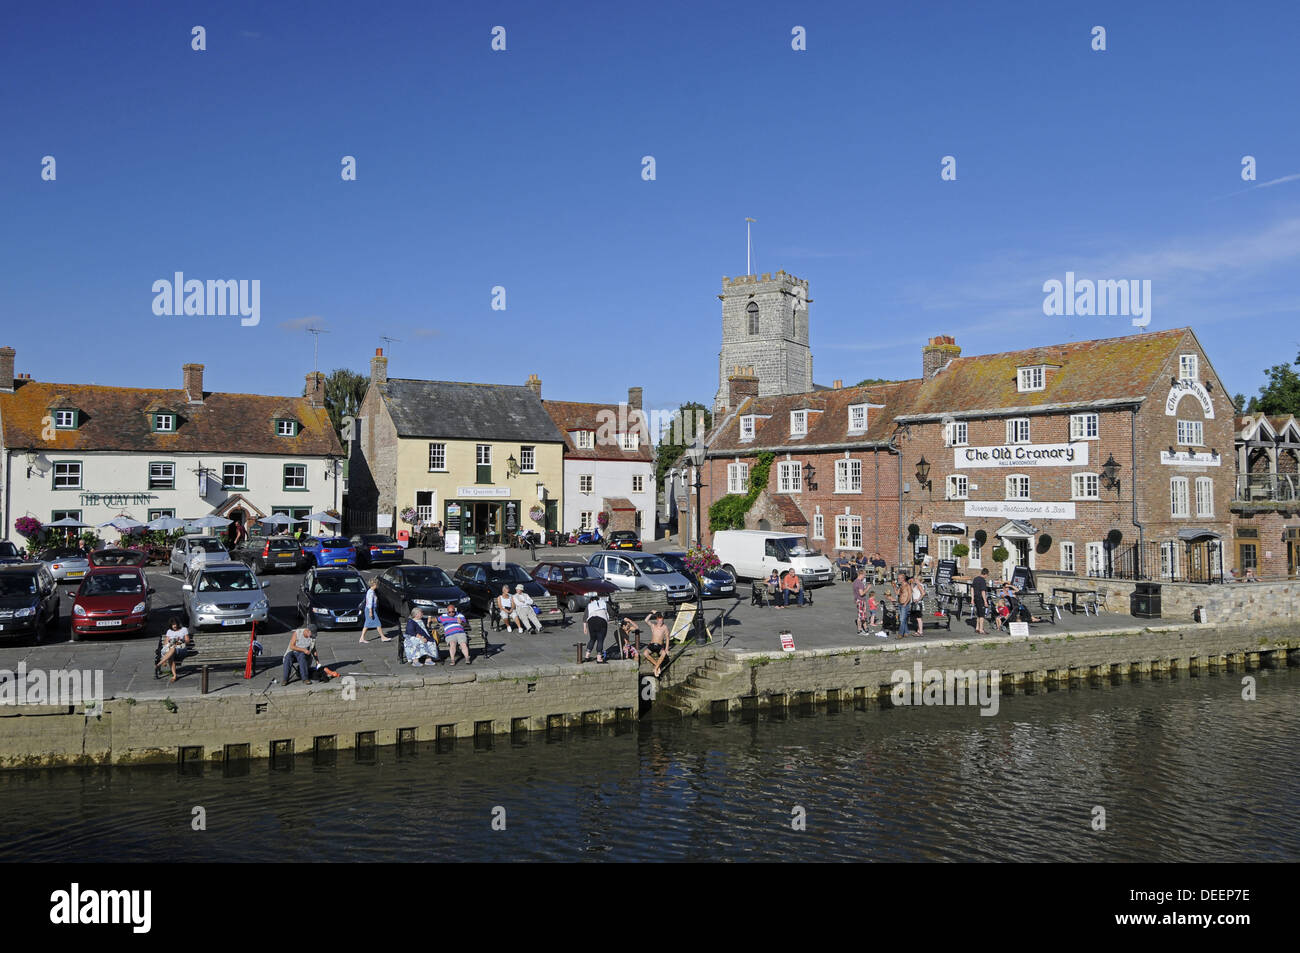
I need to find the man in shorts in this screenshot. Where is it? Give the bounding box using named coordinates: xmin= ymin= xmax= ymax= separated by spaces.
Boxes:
xmin=641 ymin=612 xmax=671 ymax=677
xmin=438 ymin=604 xmax=472 ymax=666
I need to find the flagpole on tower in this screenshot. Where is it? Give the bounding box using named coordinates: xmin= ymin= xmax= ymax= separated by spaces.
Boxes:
xmin=745 ymin=217 xmax=756 ymax=276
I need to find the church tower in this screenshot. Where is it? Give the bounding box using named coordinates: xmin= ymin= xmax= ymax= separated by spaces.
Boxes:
xmin=713 ymin=271 xmax=813 ymax=414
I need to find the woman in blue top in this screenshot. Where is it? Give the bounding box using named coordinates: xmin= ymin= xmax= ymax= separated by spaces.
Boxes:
xmin=359 ymin=578 xmax=389 ymax=644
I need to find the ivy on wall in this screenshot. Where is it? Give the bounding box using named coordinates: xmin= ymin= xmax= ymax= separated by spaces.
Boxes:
xmin=708 ymin=451 xmax=775 ymax=531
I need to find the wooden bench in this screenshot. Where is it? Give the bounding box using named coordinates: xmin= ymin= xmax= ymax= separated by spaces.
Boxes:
xmin=394 ymin=617 xmax=491 ymax=664
xmin=487 ymin=594 xmax=566 ymax=631
xmin=155 ymin=629 xmax=257 ymax=692
xmin=609 ymin=590 xmax=675 ymax=619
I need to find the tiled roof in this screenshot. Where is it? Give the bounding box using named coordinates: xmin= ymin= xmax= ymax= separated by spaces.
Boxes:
xmin=381 ymin=379 xmax=564 ymax=443
xmin=602 ymin=496 xmax=636 ymax=511
xmin=0 ymin=380 xmax=341 ymax=456
xmin=902 ymin=328 xmax=1191 ymax=417
xmin=707 ymin=380 xmax=921 ymax=453
xmin=543 ymin=400 xmax=654 ymax=462
xmin=770 ymin=494 xmax=807 ymax=526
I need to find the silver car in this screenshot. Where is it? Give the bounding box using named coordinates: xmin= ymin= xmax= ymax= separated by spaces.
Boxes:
xmin=587 ymin=551 xmax=695 ymax=603
xmin=169 ymin=535 xmax=231 ymax=576
xmin=181 ymin=561 xmax=270 ymax=631
xmin=37 ymin=546 xmax=91 ymax=583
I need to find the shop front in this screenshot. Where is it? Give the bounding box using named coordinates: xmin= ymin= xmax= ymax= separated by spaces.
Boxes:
xmin=447 ymin=486 xmax=520 ymax=548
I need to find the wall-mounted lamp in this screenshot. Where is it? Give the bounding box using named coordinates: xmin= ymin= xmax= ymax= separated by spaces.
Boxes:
xmin=1100 ymin=453 xmax=1122 ymax=493
xmin=802 ymin=461 xmax=818 ymax=491
xmin=24 ymin=450 xmax=37 ymax=478
xmin=506 ymin=454 xmax=520 ymax=478
xmin=915 ymin=457 xmax=932 ymax=495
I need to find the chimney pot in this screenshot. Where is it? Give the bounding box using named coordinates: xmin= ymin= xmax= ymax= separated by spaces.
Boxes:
xmin=833 ymin=379 xmax=842 ymax=389
xmin=305 ymin=371 xmax=326 ymax=408
xmin=370 ymin=349 xmax=389 ymax=387
xmin=525 ymin=374 xmax=542 ymax=398
xmin=922 ymin=335 xmax=961 ymax=380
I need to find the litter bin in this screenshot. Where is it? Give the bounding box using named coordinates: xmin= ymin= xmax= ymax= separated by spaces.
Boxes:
xmin=1131 ymin=582 xmax=1162 ymax=619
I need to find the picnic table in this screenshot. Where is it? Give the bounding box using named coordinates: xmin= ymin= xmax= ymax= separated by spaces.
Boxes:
xmin=1052 ymin=586 xmax=1099 ymax=615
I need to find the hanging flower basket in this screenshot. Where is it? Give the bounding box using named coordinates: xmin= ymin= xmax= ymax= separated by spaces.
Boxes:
xmin=399 ymin=506 xmax=419 ymax=525
xmin=684 ymin=546 xmax=721 ymax=575
xmin=596 ymin=511 xmax=610 ymax=529
xmin=528 ymin=504 xmax=545 ymax=524
xmin=14 ymin=516 xmax=42 ymax=540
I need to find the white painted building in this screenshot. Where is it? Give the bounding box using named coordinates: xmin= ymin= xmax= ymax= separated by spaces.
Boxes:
xmin=0 ymin=350 xmax=344 ymax=542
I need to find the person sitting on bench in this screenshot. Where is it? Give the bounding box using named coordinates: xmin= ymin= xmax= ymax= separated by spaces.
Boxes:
xmin=765 ymin=569 xmax=781 ymax=603
xmin=156 ymin=616 xmax=193 ymax=683
xmin=779 ymin=571 xmax=806 ymax=608
xmin=618 ymin=617 xmax=641 ymax=659
xmin=282 ymin=623 xmax=318 ymax=685
xmin=437 ymin=605 xmax=471 ymax=666
xmin=404 ymin=609 xmax=440 ymax=666
xmin=512 ymin=583 xmax=543 ymax=633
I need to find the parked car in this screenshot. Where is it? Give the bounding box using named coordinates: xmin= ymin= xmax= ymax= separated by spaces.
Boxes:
xmin=452 ymin=561 xmax=548 ymax=613
xmin=351 ymin=534 xmax=404 ymax=568
xmin=375 ymin=564 xmax=472 ymax=620
xmin=87 ymin=548 xmax=149 ymax=568
xmin=586 ymin=551 xmax=695 ymax=603
xmin=0 ymin=563 xmax=60 ymax=642
xmin=180 ymin=561 xmax=270 ymax=631
xmin=0 ymin=540 xmax=25 ymax=565
xmin=168 ymin=535 xmax=232 ymax=576
xmin=658 ymin=551 xmax=736 ymax=600
xmin=530 ymin=560 xmax=618 ymax=613
xmin=71 ymin=566 xmax=154 ymax=639
xmin=296 ymin=567 xmax=369 ymax=629
xmin=711 ymin=529 xmax=835 ymax=586
xmin=37 ymin=546 xmax=91 ymax=583
xmin=300 ymin=535 xmax=358 ymax=568
xmin=604 ymin=530 xmax=641 ymax=551
xmin=235 ymin=534 xmax=305 ymax=574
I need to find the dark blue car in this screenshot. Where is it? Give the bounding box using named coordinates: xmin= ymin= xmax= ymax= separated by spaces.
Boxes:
xmin=0 ymin=541 xmax=25 ymax=565
xmin=659 ymin=551 xmax=737 ymax=600
xmin=301 ymin=535 xmax=357 ymax=568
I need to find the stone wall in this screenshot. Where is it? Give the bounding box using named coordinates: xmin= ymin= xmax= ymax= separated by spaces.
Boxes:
xmin=0 ymin=662 xmax=637 ymax=770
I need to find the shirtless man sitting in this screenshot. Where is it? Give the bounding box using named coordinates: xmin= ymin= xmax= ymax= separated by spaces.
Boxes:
xmin=641 ymin=612 xmax=671 ymax=677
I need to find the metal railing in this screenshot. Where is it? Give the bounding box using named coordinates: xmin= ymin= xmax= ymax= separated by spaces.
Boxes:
xmin=1235 ymin=473 xmax=1300 ymax=503
xmin=1102 ymin=541 xmax=1224 ymax=584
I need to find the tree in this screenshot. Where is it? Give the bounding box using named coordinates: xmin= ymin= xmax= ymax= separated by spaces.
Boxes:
xmin=307 ymin=368 xmax=369 ymax=435
xmin=1251 ymin=357 xmax=1300 ymax=417
xmin=654 ymin=401 xmax=712 ymax=492
xmin=854 ymin=377 xmax=894 ymax=387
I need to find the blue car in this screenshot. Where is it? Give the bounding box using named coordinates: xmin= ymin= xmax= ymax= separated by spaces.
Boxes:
xmin=301 ymin=535 xmax=357 ymax=568
xmin=0 ymin=541 xmax=25 ymax=565
xmin=659 ymin=551 xmax=737 ymax=600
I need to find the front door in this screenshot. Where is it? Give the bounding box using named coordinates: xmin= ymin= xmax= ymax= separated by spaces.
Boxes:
xmin=1237 ymin=541 xmax=1258 ymax=578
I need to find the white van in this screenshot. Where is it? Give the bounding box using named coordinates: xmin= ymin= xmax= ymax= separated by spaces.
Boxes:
xmin=712 ymin=530 xmax=835 ymax=586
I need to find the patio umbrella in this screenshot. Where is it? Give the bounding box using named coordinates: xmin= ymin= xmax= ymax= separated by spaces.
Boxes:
xmin=304 ymin=511 xmax=340 ymax=524
xmin=147 ymin=516 xmax=186 ymax=531
xmin=98 ymin=516 xmax=146 ymax=530
xmin=186 ymin=515 xmax=232 ymax=529
xmin=47 ymin=517 xmax=91 ymax=528
xmin=259 ymin=513 xmax=300 ymax=527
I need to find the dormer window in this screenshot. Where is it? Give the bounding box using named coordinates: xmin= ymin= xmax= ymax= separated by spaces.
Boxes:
xmin=1017 ymin=366 xmax=1046 ymax=392
xmin=847 ymin=404 xmax=867 ymax=433
xmin=740 ymin=416 xmax=756 ymax=440
xmin=275 ymin=418 xmax=299 ymax=437
xmin=53 ymin=409 xmax=79 ymax=430
xmin=1179 ymin=354 xmax=1199 ymax=381
xmin=152 ymin=413 xmax=176 ymax=433
xmin=575 ymin=430 xmax=594 ymax=450
xmin=618 ymin=432 xmax=639 ymax=451
xmin=790 ymin=410 xmax=808 ymax=437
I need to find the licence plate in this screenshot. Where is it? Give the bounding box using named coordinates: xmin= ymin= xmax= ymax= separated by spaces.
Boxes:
xmin=332 ymin=557 xmax=347 ymax=564
xmin=337 ymin=615 xmax=358 ymax=623
xmin=720 ymin=586 xmax=733 ymax=592
xmin=221 ymin=618 xmax=247 ymax=626
xmin=67 ymin=571 xmax=85 ymax=578
xmin=96 ymin=619 xmax=123 ymax=627
xmin=275 ymin=553 xmax=294 ymax=559
xmin=381 ymin=550 xmax=395 ymax=555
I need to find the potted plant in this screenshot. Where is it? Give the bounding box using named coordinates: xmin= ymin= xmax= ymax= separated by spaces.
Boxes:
xmin=952 ymin=543 xmax=970 ymax=560
xmin=14 ymin=516 xmax=42 ymax=541
xmin=991 ymin=545 xmax=1009 ymax=566
xmin=596 ymin=511 xmax=610 ymax=531
xmin=399 ymin=506 xmax=419 ymax=525
xmin=528 ymin=504 xmax=545 ymax=525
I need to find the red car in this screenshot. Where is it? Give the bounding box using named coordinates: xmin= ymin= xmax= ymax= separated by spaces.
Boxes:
xmin=531 ymin=561 xmax=619 ymax=613
xmin=71 ymin=566 xmax=154 ymax=640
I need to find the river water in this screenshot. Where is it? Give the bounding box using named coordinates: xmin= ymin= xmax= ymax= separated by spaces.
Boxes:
xmin=2 ymin=666 xmax=1296 ymax=862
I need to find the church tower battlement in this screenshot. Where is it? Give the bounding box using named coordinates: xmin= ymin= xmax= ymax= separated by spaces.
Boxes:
xmin=713 ymin=270 xmax=814 ymax=413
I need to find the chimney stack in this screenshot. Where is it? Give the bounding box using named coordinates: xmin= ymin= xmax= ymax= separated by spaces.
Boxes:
xmin=370 ymin=348 xmax=388 ymax=387
xmin=305 ymin=371 xmax=326 ymax=407
xmin=726 ymin=365 xmax=759 ymax=410
xmin=183 ymin=363 xmax=205 ymax=404
xmin=627 ymin=386 xmax=643 ymax=411
xmin=525 ymin=373 xmax=542 ymax=398
xmin=0 ymin=347 xmax=14 ymax=393
xmin=833 ymin=379 xmax=842 ymax=390
xmin=922 ymin=335 xmax=961 ymax=380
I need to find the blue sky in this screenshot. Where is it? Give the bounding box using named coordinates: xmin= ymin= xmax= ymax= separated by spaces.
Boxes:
xmin=4 ymin=0 xmax=1300 ymax=419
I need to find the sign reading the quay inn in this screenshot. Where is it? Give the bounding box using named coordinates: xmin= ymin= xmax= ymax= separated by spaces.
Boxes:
xmin=964 ymin=501 xmax=1077 ymax=520
xmin=1164 ymin=379 xmax=1215 ymax=418
xmin=79 ymin=493 xmax=156 ymax=507
xmin=953 ymin=442 xmax=1088 ymax=469
xmin=456 ymin=486 xmax=511 ymax=499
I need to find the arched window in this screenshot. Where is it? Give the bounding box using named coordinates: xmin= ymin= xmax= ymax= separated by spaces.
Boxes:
xmin=746 ymin=302 xmax=759 ymax=335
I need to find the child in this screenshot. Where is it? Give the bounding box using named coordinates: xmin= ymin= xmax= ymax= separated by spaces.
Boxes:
xmin=867 ymin=592 xmax=881 ymax=628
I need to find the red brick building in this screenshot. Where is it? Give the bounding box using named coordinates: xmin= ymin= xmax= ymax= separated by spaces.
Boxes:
xmin=1230 ymin=413 xmax=1300 ymax=579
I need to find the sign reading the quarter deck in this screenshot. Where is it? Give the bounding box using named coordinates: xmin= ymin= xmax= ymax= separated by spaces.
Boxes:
xmin=1165 ymin=379 xmax=1215 ymax=418
xmin=964 ymin=500 xmax=1076 ymax=520
xmin=954 ymin=443 xmax=1088 ymax=469
xmin=456 ymin=486 xmax=510 ymax=498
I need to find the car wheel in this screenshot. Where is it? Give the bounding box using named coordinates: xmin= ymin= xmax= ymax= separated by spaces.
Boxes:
xmin=722 ymin=564 xmax=737 ymax=579
xmin=567 ymin=596 xmax=580 ymax=614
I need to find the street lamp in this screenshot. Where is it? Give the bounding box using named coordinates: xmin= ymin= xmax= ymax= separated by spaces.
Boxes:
xmin=24 ymin=450 xmax=37 ymax=478
xmin=915 ymin=457 xmax=932 ymax=496
xmin=506 ymin=454 xmax=520 ymax=478
xmin=802 ymin=460 xmax=817 ymax=491
xmin=1100 ymin=453 xmax=1122 ymax=492
xmin=686 ymin=440 xmax=707 ymax=548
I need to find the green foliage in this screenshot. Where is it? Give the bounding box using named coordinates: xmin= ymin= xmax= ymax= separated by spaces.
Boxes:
xmin=1250 ymin=358 xmax=1300 ymax=416
xmin=708 ymin=451 xmax=774 ymax=531
xmin=951 ymin=543 xmax=970 ymax=559
xmin=854 ymin=377 xmax=895 ymax=387
xmin=991 ymin=545 xmax=1010 ymax=563
xmin=654 ymin=401 xmax=713 ymax=492
xmin=310 ymin=368 xmax=369 ymax=435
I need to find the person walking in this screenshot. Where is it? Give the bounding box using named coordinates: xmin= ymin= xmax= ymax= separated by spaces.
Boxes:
xmin=359 ymin=577 xmax=389 ymax=643
xmin=584 ymin=592 xmax=611 ymax=663
xmin=909 ymin=575 xmax=927 ymax=637
xmin=852 ymin=571 xmax=869 ymax=634
xmin=972 ymin=568 xmax=990 ymax=635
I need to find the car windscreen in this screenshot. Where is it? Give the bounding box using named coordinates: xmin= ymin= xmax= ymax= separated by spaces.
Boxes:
xmin=559 ymin=566 xmax=602 ymax=581
xmin=196 ymin=570 xmax=258 ymax=592
xmin=773 ymin=538 xmax=814 ymax=558
xmin=312 ymin=574 xmax=366 ymax=594
xmin=0 ymin=575 xmax=38 ymax=596
xmin=83 ymin=573 xmax=144 ymax=595
xmin=192 ymin=538 xmax=227 ymax=552
xmin=630 ymin=555 xmax=672 ymax=574
xmin=403 ymin=567 xmax=454 ymax=588
xmin=268 ymin=539 xmax=300 ymax=551
xmin=359 ymin=535 xmax=395 ymax=545
xmin=319 ymin=538 xmax=352 ymax=548
xmin=487 ymin=565 xmax=533 ymax=585
xmin=0 ymin=542 xmax=19 ymax=557
xmin=659 ymin=554 xmax=687 ymax=571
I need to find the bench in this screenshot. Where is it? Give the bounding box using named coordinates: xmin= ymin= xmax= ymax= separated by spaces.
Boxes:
xmin=155 ymin=629 xmax=257 ymax=692
xmin=395 ymin=617 xmax=492 ymax=664
xmin=488 ymin=594 xmax=566 ymax=631
xmin=885 ymin=598 xmax=953 ymax=632
xmin=609 ymin=590 xmax=676 ymax=619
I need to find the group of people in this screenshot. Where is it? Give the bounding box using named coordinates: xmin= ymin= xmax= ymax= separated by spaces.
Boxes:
xmin=763 ymin=569 xmax=808 ymax=607
xmin=495 ymin=584 xmax=544 ymax=633
xmin=970 ymin=567 xmax=1048 ymax=633
xmin=402 ymin=605 xmax=473 ymax=666
xmin=835 ymin=551 xmax=889 ymax=584
xmin=580 ymin=594 xmax=673 ymax=675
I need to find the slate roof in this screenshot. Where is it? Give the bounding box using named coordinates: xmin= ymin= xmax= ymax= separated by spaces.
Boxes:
xmin=381 ymin=379 xmax=565 ymax=443
xmin=900 ymin=328 xmax=1192 ymax=418
xmin=0 ymin=380 xmax=341 ymax=456
xmin=707 ymin=379 xmax=921 ymax=454
xmin=543 ymin=400 xmax=654 ymax=462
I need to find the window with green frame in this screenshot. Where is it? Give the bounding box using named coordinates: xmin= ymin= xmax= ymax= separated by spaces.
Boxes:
xmin=283 ymin=464 xmax=308 ymax=491
xmin=148 ymin=461 xmax=175 ymax=490
xmin=151 ymin=413 xmax=177 ymax=433
xmin=148 ymin=508 xmax=176 ymax=521
xmin=275 ymin=418 xmax=299 ymax=437
xmin=52 ymin=409 xmax=79 ymax=430
xmin=51 ymin=509 xmax=82 ymax=523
